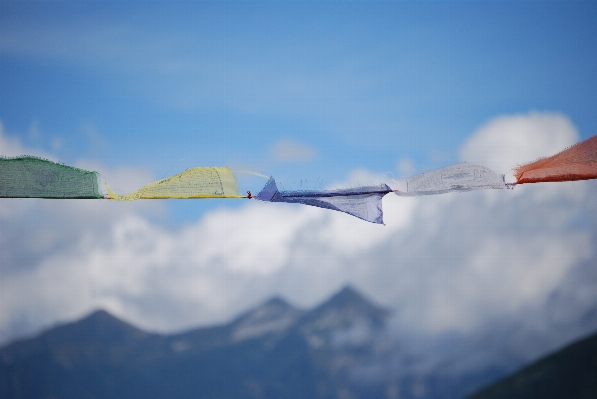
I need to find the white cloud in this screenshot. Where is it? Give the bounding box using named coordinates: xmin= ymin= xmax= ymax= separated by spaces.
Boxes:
xmin=459 ymin=111 xmax=578 ymax=182
xmin=0 ymin=122 xmax=51 ymax=159
xmin=397 ymin=158 xmax=414 ymax=177
xmin=270 ymin=139 xmax=317 ymax=163
xmin=1 ymin=113 xmax=596 ymax=360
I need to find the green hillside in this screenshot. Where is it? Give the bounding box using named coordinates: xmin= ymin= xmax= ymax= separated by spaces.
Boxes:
xmin=467 ymin=331 xmax=597 ymax=399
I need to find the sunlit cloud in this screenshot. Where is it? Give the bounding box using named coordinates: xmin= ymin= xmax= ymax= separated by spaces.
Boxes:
xmin=460 ymin=111 xmax=578 ymax=182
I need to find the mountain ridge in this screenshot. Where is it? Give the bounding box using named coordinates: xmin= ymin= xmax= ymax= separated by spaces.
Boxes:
xmin=3 ymin=286 xmax=595 ymax=399
xmin=0 ymin=285 xmax=395 ymax=399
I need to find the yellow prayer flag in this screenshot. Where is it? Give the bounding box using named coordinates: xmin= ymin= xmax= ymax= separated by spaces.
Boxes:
xmin=107 ymin=166 xmax=243 ymax=200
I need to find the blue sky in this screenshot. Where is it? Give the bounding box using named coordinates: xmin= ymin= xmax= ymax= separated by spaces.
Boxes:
xmin=2 ymin=1 xmax=597 ymax=370
xmin=3 ymin=2 xmax=596 ymax=185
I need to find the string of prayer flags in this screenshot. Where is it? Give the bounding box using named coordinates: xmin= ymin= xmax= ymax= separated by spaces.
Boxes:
xmin=1 ymin=134 xmax=596 ymax=224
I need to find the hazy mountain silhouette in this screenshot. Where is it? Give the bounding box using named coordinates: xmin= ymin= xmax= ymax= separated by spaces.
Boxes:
xmin=2 ymin=285 xmax=595 ymax=399
xmin=0 ymin=286 xmax=389 ymax=399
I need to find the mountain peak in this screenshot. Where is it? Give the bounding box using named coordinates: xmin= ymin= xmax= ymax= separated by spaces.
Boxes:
xmin=42 ymin=309 xmax=149 ymax=346
xmin=317 ymin=285 xmax=388 ymax=316
xmin=84 ymin=309 xmax=119 ymax=323
xmin=76 ymin=309 xmax=131 ymax=329
xmin=300 ymin=286 xmax=390 ymax=340
xmin=263 ymin=296 xmax=292 ymax=308
xmin=326 ymin=285 xmax=367 ymax=306
xmin=230 ymin=296 xmax=303 ymax=342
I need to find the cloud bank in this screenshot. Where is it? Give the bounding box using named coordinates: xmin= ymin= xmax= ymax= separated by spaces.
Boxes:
xmin=1 ymin=113 xmax=596 ymax=367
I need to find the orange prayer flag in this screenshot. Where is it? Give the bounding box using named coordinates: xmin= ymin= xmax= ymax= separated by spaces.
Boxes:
xmin=514 ymin=135 xmax=597 ymax=184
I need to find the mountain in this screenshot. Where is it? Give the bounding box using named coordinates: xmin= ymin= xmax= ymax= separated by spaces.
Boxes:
xmin=300 ymin=286 xmax=389 ymax=348
xmin=466 ymin=330 xmax=597 ymax=399
xmin=0 ymin=286 xmax=392 ymax=399
xmin=6 ymin=285 xmax=591 ymax=399
xmin=0 ymin=310 xmax=163 ymax=399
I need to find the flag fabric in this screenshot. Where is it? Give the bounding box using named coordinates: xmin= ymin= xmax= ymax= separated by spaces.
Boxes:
xmin=0 ymin=156 xmax=102 ymax=199
xmin=393 ymin=163 xmax=507 ymax=196
xmin=106 ymin=166 xmax=243 ymax=200
xmin=513 ymin=135 xmax=597 ymax=184
xmin=256 ymin=178 xmax=392 ymax=224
